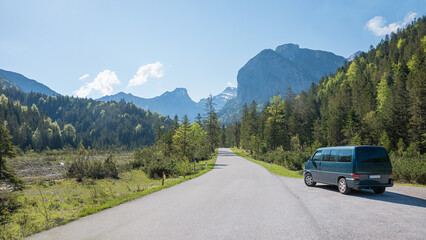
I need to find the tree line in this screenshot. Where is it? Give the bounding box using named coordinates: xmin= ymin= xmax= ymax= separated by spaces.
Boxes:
xmin=221 ymin=17 xmax=425 ymax=183
xmin=131 ymin=95 xmax=220 ymax=178
xmin=0 ymin=79 xmax=173 ymax=151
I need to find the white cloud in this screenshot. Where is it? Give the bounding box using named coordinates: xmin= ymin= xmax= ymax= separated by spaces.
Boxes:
xmin=74 ymin=70 xmax=121 ymax=98
xmin=128 ymin=62 xmax=163 ymax=87
xmin=74 ymin=86 xmax=92 ymax=98
xmin=365 ymin=12 xmax=417 ymax=36
xmin=79 ymin=74 xmax=90 ymax=81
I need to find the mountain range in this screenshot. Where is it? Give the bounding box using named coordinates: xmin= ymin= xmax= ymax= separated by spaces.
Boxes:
xmin=98 ymin=87 xmax=237 ymax=120
xmin=0 ymin=43 xmax=356 ymax=122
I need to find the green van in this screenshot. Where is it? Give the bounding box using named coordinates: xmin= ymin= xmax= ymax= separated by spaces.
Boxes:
xmin=303 ymin=146 xmax=394 ymax=194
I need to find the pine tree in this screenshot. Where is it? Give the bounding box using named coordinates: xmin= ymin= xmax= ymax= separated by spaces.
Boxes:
xmin=173 ymin=115 xmax=191 ymax=159
xmin=0 ymin=125 xmax=23 ymax=190
xmin=204 ymin=95 xmax=219 ymax=151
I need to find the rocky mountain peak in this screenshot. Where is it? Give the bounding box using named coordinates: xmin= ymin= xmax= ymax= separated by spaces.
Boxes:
xmin=275 ymin=43 xmax=300 ymax=60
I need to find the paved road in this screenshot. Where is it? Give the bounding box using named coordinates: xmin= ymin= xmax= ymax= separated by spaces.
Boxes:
xmin=28 ymin=148 xmax=426 ymax=240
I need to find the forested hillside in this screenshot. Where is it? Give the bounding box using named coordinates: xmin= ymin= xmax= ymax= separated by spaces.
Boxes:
xmin=0 ymin=78 xmax=172 ymax=151
xmin=224 ymin=17 xmax=425 ymax=183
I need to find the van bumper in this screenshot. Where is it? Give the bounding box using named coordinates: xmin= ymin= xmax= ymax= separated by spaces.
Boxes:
xmin=347 ymin=178 xmax=394 ymax=188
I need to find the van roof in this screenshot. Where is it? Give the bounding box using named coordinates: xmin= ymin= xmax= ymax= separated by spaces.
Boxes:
xmin=316 ymin=145 xmax=385 ymax=151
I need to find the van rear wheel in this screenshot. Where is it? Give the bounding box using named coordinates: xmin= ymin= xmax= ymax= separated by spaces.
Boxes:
xmin=304 ymin=173 xmax=316 ymax=187
xmin=338 ymin=178 xmax=351 ymax=194
xmin=373 ymin=187 xmax=386 ymax=194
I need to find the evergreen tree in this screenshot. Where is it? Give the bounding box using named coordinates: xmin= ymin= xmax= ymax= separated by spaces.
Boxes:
xmin=204 ymin=95 xmax=219 ymax=151
xmin=173 ymin=115 xmax=191 ymax=159
xmin=0 ymin=125 xmax=23 ymax=190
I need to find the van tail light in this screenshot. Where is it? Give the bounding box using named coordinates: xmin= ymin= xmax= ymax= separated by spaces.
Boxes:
xmin=390 ymin=173 xmax=393 ymax=178
xmin=352 ymin=174 xmax=360 ymax=179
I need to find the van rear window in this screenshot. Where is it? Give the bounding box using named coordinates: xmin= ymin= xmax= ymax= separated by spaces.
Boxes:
xmin=357 ymin=148 xmax=389 ymax=163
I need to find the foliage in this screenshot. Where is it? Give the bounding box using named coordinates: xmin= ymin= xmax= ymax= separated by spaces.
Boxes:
xmin=0 ymin=124 xmax=23 ymax=190
xmin=231 ymin=148 xmax=303 ymax=179
xmin=67 ymin=154 xmax=119 ymax=181
xmin=225 ymin=16 xmax=426 ymax=184
xmin=0 ymin=191 xmax=20 ymax=225
xmin=0 ymin=81 xmax=173 ymax=151
xmin=204 ymin=95 xmax=220 ymax=151
xmin=0 ymin=155 xmax=217 ymax=240
xmin=390 ymin=151 xmax=426 ymax=184
xmin=137 ymin=99 xmax=219 ymax=180
xmin=132 ymin=146 xmax=175 ymax=179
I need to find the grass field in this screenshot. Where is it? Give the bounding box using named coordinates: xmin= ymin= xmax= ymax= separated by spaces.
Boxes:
xmin=230 ymin=148 xmax=303 ymax=179
xmin=1 ymin=150 xmax=217 ymax=240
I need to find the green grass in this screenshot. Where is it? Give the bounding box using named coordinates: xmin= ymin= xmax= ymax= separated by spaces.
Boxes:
xmin=231 ymin=148 xmax=426 ymax=187
xmin=0 ymin=151 xmax=217 ymax=240
xmin=395 ymin=183 xmax=426 ymax=188
xmin=231 ymin=148 xmax=303 ymax=179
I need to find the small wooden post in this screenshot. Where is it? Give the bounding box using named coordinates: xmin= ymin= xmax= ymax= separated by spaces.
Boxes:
xmin=205 ymin=162 xmax=207 ymax=170
xmin=162 ymin=171 xmax=165 ymax=186
xmin=270 ymin=162 xmax=272 ymax=169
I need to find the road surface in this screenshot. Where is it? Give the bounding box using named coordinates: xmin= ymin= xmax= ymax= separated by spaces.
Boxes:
xmin=28 ymin=148 xmax=426 ymax=240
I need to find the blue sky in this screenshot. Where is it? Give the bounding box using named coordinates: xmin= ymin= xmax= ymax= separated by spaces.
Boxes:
xmin=0 ymin=1 xmax=425 ymax=101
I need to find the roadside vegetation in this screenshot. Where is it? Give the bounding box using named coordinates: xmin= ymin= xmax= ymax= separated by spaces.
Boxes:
xmin=231 ymin=148 xmax=302 ymax=178
xmin=1 ymin=153 xmax=216 ymax=240
xmin=0 ymin=137 xmax=218 ymax=240
xmin=222 ymin=17 xmax=426 ymax=185
xmin=0 ymin=95 xmax=221 ymax=240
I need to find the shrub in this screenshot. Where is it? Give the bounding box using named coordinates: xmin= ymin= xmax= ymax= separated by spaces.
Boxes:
xmin=256 ymin=147 xmax=307 ymax=171
xmin=67 ymin=154 xmax=119 ymax=180
xmin=0 ymin=191 xmax=20 ymax=225
xmin=103 ymin=155 xmax=119 ymax=179
xmin=131 ymin=147 xmax=175 ymax=179
xmin=390 ymin=152 xmax=426 ymax=184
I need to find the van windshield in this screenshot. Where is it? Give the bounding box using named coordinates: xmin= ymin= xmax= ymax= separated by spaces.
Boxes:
xmin=357 ymin=148 xmax=389 ymax=163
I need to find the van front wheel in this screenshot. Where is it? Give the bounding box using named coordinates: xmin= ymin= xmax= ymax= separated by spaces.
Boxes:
xmin=304 ymin=173 xmax=316 ymax=187
xmin=338 ymin=178 xmax=351 ymax=194
xmin=373 ymin=187 xmax=386 ymax=194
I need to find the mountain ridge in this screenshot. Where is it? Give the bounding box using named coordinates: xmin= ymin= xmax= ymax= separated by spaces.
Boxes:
xmin=98 ymin=87 xmax=237 ymax=120
xmin=236 ymin=43 xmax=346 ymax=106
xmin=0 ymin=68 xmax=59 ymax=96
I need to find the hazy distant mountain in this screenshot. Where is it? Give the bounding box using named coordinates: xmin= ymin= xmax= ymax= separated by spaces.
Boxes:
xmin=198 ymin=87 xmax=236 ymax=111
xmin=0 ymin=69 xmax=58 ymax=96
xmin=346 ymin=51 xmax=362 ymax=61
xmin=98 ymin=87 xmax=236 ymax=121
xmin=99 ymin=88 xmax=198 ymax=119
xmin=236 ymin=43 xmax=345 ymax=105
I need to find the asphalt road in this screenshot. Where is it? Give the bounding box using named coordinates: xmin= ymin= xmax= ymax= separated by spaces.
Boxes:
xmin=28 ymin=148 xmax=426 ymax=240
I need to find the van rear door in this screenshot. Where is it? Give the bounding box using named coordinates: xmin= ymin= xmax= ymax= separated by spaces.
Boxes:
xmin=356 ymin=147 xmax=392 ymax=185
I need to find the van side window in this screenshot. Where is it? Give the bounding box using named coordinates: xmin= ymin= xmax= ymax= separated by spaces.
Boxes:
xmin=312 ymin=151 xmax=322 ymax=161
xmin=330 ymin=150 xmax=337 ymax=162
xmin=337 ymin=150 xmax=352 ymax=162
xmin=322 ymin=150 xmax=331 ymax=161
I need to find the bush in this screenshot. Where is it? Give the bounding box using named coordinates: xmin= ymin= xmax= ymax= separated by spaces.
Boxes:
xmin=131 ymin=147 xmax=175 ymax=179
xmin=67 ymin=154 xmax=119 ymax=181
xmin=390 ymin=152 xmax=426 ymax=184
xmin=256 ymin=147 xmax=307 ymax=171
xmin=0 ymin=191 xmax=20 ymax=225
xmin=103 ymin=155 xmax=119 ymax=179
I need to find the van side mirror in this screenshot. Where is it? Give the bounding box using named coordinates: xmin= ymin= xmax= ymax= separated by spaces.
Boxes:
xmin=307 ymin=156 xmax=311 ymax=161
